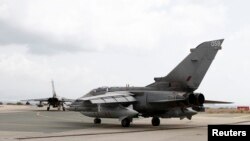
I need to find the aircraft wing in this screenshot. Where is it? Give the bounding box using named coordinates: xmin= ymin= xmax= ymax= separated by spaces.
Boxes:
xmin=22 ymin=97 xmax=74 ymax=102
xmin=80 ymin=91 xmax=136 ymax=104
xmin=204 ymin=100 xmax=233 ymax=104
xmin=22 ymin=98 xmax=49 ymax=102
xmin=60 ymin=98 xmax=75 ymax=102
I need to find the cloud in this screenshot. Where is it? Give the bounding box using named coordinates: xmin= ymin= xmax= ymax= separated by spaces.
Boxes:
xmin=0 ymin=0 xmax=250 ymax=105
xmin=0 ymin=21 xmax=87 ymax=54
xmin=0 ymin=0 xmax=227 ymax=55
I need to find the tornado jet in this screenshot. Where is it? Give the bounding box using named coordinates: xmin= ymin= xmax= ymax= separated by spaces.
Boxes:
xmin=23 ymin=80 xmax=74 ymax=111
xmin=69 ymin=39 xmax=231 ymax=127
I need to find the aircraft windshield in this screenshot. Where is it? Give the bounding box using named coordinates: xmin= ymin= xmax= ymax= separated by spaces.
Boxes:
xmin=88 ymin=87 xmax=109 ymax=95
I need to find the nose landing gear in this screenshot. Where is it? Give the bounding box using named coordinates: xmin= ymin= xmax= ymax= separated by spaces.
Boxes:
xmin=121 ymin=118 xmax=132 ymax=127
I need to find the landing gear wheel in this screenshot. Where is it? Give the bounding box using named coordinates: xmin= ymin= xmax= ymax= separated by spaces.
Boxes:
xmin=152 ymin=117 xmax=160 ymax=126
xmin=121 ymin=118 xmax=131 ymax=127
xmin=47 ymin=107 xmax=50 ymax=111
xmin=63 ymin=107 xmax=66 ymax=111
xmin=94 ymin=118 xmax=101 ymax=124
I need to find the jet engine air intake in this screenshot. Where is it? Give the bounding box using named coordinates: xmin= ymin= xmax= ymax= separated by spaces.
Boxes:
xmin=48 ymin=98 xmax=59 ymax=104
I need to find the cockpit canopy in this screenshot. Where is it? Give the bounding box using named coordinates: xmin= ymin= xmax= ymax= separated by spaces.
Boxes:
xmin=82 ymin=87 xmax=110 ymax=98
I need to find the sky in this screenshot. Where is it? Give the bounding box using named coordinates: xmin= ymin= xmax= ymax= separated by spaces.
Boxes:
xmin=0 ymin=0 xmax=249 ymax=105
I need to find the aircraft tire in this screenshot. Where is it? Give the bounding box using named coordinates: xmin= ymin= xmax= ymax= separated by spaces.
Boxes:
xmin=121 ymin=118 xmax=131 ymax=127
xmin=94 ymin=118 xmax=101 ymax=124
xmin=63 ymin=107 xmax=65 ymax=111
xmin=152 ymin=117 xmax=160 ymax=126
xmin=47 ymin=107 xmax=50 ymax=111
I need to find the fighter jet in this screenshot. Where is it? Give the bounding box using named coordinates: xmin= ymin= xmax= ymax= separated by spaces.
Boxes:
xmin=69 ymin=39 xmax=231 ymax=127
xmin=24 ymin=80 xmax=74 ymax=111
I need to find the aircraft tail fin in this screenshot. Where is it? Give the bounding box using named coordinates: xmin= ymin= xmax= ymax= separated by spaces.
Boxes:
xmin=51 ymin=80 xmax=57 ymax=97
xmin=148 ymin=39 xmax=223 ymax=91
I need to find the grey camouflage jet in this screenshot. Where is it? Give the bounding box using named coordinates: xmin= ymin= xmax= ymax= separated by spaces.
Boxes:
xmin=23 ymin=80 xmax=74 ymax=111
xmin=69 ymin=39 xmax=231 ymax=127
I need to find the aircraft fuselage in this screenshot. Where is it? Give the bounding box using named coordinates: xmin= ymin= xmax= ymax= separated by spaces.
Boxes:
xmin=70 ymin=86 xmax=203 ymax=119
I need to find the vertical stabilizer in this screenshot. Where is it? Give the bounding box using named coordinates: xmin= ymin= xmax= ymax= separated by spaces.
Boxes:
xmin=148 ymin=39 xmax=223 ymax=91
xmin=51 ymin=80 xmax=57 ymax=97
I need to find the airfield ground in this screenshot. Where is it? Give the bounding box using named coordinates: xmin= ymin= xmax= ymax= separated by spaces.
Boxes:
xmin=0 ymin=105 xmax=250 ymax=141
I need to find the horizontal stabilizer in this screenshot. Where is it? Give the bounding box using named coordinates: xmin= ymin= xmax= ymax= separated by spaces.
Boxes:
xmin=204 ymin=100 xmax=233 ymax=104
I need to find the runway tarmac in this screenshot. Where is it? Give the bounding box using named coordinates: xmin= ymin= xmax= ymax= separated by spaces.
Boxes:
xmin=0 ymin=106 xmax=250 ymax=141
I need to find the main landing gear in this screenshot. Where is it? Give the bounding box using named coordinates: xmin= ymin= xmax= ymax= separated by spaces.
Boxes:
xmin=47 ymin=105 xmax=50 ymax=111
xmin=92 ymin=117 xmax=159 ymax=127
xmin=46 ymin=104 xmax=65 ymax=111
xmin=94 ymin=118 xmax=101 ymax=124
xmin=60 ymin=103 xmax=66 ymax=111
xmin=151 ymin=117 xmax=160 ymax=126
xmin=93 ymin=117 xmax=132 ymax=127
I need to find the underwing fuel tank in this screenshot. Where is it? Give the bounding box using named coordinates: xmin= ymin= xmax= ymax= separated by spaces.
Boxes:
xmin=80 ymin=105 xmax=138 ymax=120
xmin=161 ymin=107 xmax=197 ymax=120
